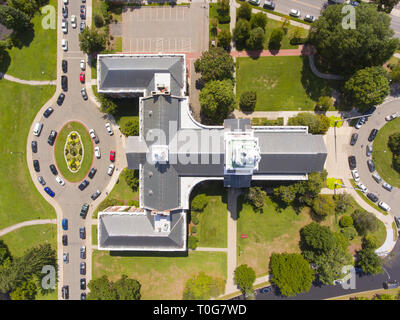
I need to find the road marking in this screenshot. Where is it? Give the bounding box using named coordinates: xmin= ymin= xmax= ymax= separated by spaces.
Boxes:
xmin=292 ymin=0 xmax=321 ymax=10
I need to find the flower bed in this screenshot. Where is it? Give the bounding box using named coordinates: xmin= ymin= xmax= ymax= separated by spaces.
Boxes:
xmin=64 ymin=131 xmax=84 ymax=172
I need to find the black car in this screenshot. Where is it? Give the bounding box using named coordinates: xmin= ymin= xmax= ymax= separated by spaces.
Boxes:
xmin=367 ymin=192 xmax=379 ymax=203
xmin=31 ymin=141 xmax=37 ymax=153
xmin=43 ymin=107 xmax=54 ymax=118
xmin=78 ymin=179 xmax=89 ymax=191
xmin=62 ymin=59 xmax=67 ymax=73
xmin=80 ymin=293 xmax=86 ymax=300
xmin=367 ymin=159 xmax=375 ymax=172
xmin=80 ymin=262 xmax=86 ymax=275
xmin=348 ymin=156 xmax=356 ymax=170
xmin=33 ymin=160 xmax=40 ymax=172
xmin=368 ymin=129 xmax=379 ymax=142
xmin=80 ymin=5 xmax=86 ymax=19
xmin=80 ymin=203 xmax=89 ymax=219
xmin=350 ymin=133 xmax=358 ymax=146
xmin=80 ymin=245 xmax=86 ymax=259
xmin=364 ymin=106 xmax=376 ymax=116
xmin=57 ymin=93 xmax=65 ymax=106
xmin=49 ymin=164 xmax=58 ymax=175
xmin=395 ymin=216 xmax=400 ymax=229
xmin=62 ymin=285 xmax=69 ymax=299
xmin=62 ymin=234 xmax=68 ymax=246
xmin=91 ymin=190 xmax=101 ymax=200
xmin=61 ymin=75 xmax=68 ymax=91
xmin=88 ymin=167 xmax=97 ymax=179
xmin=48 ymin=130 xmax=57 ymax=146
xmin=79 ymin=226 xmax=86 ymax=239
xmin=263 ymin=0 xmax=275 ymax=9
xmin=80 ymin=278 xmax=86 ymax=290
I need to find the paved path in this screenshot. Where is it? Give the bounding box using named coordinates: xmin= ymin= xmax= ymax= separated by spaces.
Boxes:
xmin=1 ymin=73 xmax=56 ymax=86
xmin=308 ymin=55 xmax=344 ymax=80
xmin=192 ymin=247 xmax=228 ymax=252
xmin=0 ymin=219 xmax=57 ymax=237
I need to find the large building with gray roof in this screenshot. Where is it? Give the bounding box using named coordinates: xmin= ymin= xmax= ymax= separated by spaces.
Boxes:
xmin=97 ymin=53 xmax=328 ymax=252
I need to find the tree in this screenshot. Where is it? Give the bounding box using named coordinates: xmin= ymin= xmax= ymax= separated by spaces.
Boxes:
xmin=0 ymin=5 xmax=31 ymax=32
xmin=191 ymin=194 xmax=208 ymax=212
xmin=308 ymin=4 xmax=398 ymax=75
xmin=391 ymin=63 xmax=400 ymax=83
xmin=121 ymin=118 xmax=139 ymax=136
xmin=388 ymin=132 xmax=400 ymax=154
xmin=245 ymin=186 xmax=266 ymax=212
xmin=300 ymin=222 xmax=337 ymax=258
xmin=344 ymin=67 xmax=390 ymax=112
xmin=340 ymin=226 xmax=358 ymax=240
xmin=188 ymin=236 xmax=199 ymax=250
xmin=94 ymin=14 xmax=104 ymax=28
xmin=312 ymin=195 xmax=335 ymax=220
xmin=287 ymin=112 xmax=330 ymax=135
xmin=199 ymin=80 xmax=235 ymax=124
xmin=334 ymin=193 xmax=352 ymax=214
xmin=339 ymin=215 xmax=353 ymax=228
xmin=352 ymin=210 xmax=378 ymax=236
xmin=217 ymin=0 xmax=230 ymax=19
xmin=217 ymin=29 xmax=232 ymax=49
xmin=183 ymin=272 xmax=225 ymax=300
xmin=96 ymin=93 xmax=118 ymax=115
xmin=87 ymin=275 xmax=117 ymax=300
xmin=79 ymin=27 xmax=107 ymax=55
xmin=234 ymin=264 xmax=256 ymax=295
xmin=362 ymin=234 xmax=379 ymax=250
xmin=9 ymin=279 xmax=37 ymax=300
xmin=237 ymin=2 xmax=252 ymax=21
xmin=239 ymin=91 xmax=257 ymax=111
xmin=315 ymin=96 xmax=333 ymax=112
xmin=0 ymin=240 xmax=11 ymax=266
xmin=357 ymin=248 xmax=383 ymax=275
xmin=194 ymin=47 xmax=235 ymax=82
xmin=246 ymin=27 xmax=265 ymax=50
xmin=250 ymin=12 xmax=267 ymax=30
xmin=269 ymin=28 xmax=284 ymax=50
xmin=124 ymin=169 xmax=139 ymax=192
xmin=113 ymin=275 xmax=141 ymax=300
xmin=373 ymin=0 xmax=400 ymax=13
xmin=7 ymin=0 xmax=44 ymax=17
xmin=273 ymin=184 xmax=298 ymax=206
xmin=233 ymin=19 xmax=250 ymax=47
xmin=269 ymin=253 xmax=314 ymax=297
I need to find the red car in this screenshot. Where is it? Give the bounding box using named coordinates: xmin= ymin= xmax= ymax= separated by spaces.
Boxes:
xmin=80 ymin=72 xmax=85 ymax=83
xmin=110 ymin=150 xmax=115 ymax=162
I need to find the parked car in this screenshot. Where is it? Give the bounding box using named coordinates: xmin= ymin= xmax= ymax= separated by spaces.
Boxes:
xmin=62 ymin=59 xmax=67 ymax=73
xmin=62 ymin=5 xmax=68 ymax=18
xmin=394 ymin=217 xmax=400 ymax=229
xmin=89 ymin=129 xmax=99 ymax=144
xmin=366 ymin=144 xmax=373 ymax=157
xmin=43 ymin=107 xmax=54 ymax=118
xmin=71 ymin=15 xmax=77 ymax=28
xmin=378 ymin=201 xmax=391 ymax=212
xmin=80 ymin=21 xmax=86 ymax=32
xmin=80 ymin=278 xmax=86 ymax=290
xmin=56 ymin=175 xmax=65 ymax=186
xmin=49 ymin=164 xmax=58 ymax=175
xmin=80 ymin=59 xmax=86 ymax=70
xmin=44 ymin=187 xmax=55 ymax=197
xmin=57 ymin=93 xmax=65 ymax=106
xmin=63 ymin=0 xmax=68 ymax=4
xmin=61 ymin=75 xmax=68 ymax=91
xmin=94 ymin=146 xmax=101 ymax=159
xmin=62 ymin=218 xmax=68 ymax=230
xmin=348 ymin=156 xmax=356 ymax=170
xmin=367 ymin=192 xmax=379 ymax=203
xmin=368 ymin=129 xmax=379 ymax=142
xmin=110 ymin=150 xmax=116 ymax=162
xmin=367 ymin=159 xmax=375 ymax=172
xmin=263 ymin=0 xmax=275 ymax=9
xmin=38 ymin=176 xmax=46 ymax=186
xmin=105 ymin=122 xmax=113 ymax=135
xmin=249 ymin=0 xmax=260 ymax=5
xmin=33 ymin=160 xmax=40 ymax=172
xmin=63 ymin=253 xmax=69 ymax=264
xmin=91 ymin=190 xmax=101 ymax=201
xmin=62 ymin=234 xmax=68 ymax=246
xmin=88 ymin=167 xmax=97 ymax=179
xmin=48 ymin=130 xmax=57 ymax=146
xmin=350 ymin=1 xmax=359 ymax=6
xmin=81 ymin=88 xmax=88 ymax=100
xmin=351 ymin=169 xmax=360 ymax=182
xmin=33 ymin=122 xmax=43 ymax=136
xmin=289 ymin=9 xmax=300 ymax=17
xmin=304 ymin=14 xmax=316 ymax=22
xmin=80 ymin=245 xmax=86 ymax=259
xmin=62 ymin=285 xmax=69 ymax=300
xmin=355 ymin=117 xmax=366 ymax=129
xmin=382 ymin=182 xmax=393 ymax=192
xmin=385 ymin=112 xmax=400 ymax=121
xmin=356 ymin=182 xmax=368 ymax=193
xmin=79 ymin=226 xmax=86 ymax=239
xmin=80 ymin=72 xmax=85 ymax=83
xmin=61 ymin=39 xmax=68 ymax=51
xmin=80 ymin=5 xmax=86 ymax=19
xmin=80 ymin=203 xmax=89 ymax=219
xmin=80 ymin=262 xmax=86 ymax=275
xmin=61 ymin=19 xmax=68 ymax=33
xmin=350 ymin=133 xmax=358 ymax=146
xmin=364 ymin=106 xmax=376 ymax=116
xmin=78 ymin=179 xmax=89 ymax=191
xmin=372 ymin=172 xmax=382 ymax=183
xmin=81 ymin=293 xmax=86 ymax=300
xmin=107 ymin=164 xmax=115 ymax=176
xmin=31 ymin=141 xmax=37 ymax=153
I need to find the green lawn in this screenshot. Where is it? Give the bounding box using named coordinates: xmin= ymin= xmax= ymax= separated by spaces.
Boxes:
xmin=372 ymin=117 xmax=400 ymax=188
xmin=209 ymin=3 xmax=230 ymax=41
xmin=92 ymin=225 xmax=98 ymax=245
xmin=263 ymin=19 xmax=307 ymax=50
xmin=1 ymin=0 xmax=57 ymax=80
xmin=54 ymin=121 xmax=94 ymax=182
xmin=92 ymin=250 xmax=227 ymax=300
xmin=236 ymin=56 xmax=332 ymax=111
xmin=114 ymin=37 xmax=122 ymax=52
xmin=191 ymin=183 xmax=227 ymax=248
xmin=0 ymin=80 xmax=56 ymax=230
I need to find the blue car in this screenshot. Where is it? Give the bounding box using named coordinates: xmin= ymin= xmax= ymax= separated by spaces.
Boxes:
xmin=62 ymin=219 xmax=68 ymax=230
xmin=44 ymin=187 xmax=55 ymax=197
xmin=350 ymin=1 xmax=359 ymax=6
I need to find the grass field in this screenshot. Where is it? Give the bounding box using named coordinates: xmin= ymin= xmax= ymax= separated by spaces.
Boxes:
xmin=92 ymin=225 xmax=98 ymax=245
xmin=54 ymin=121 xmax=94 ymax=182
xmin=0 ymin=0 xmax=57 ymax=80
xmin=92 ymin=250 xmax=227 ymax=300
xmin=236 ymin=56 xmax=332 ymax=111
xmin=262 ymin=19 xmax=307 ymax=50
xmin=372 ymin=117 xmax=400 ymax=188
xmin=0 ymin=80 xmax=56 ymax=230
xmin=191 ymin=182 xmax=227 ymax=248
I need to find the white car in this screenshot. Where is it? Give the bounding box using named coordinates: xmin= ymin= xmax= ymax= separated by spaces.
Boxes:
xmin=378 ymin=201 xmax=391 ymax=212
xmin=61 ymin=20 xmax=68 ymax=33
xmin=107 ymin=164 xmax=115 ymax=176
xmin=356 ymin=182 xmax=368 ymax=193
xmin=289 ymin=9 xmax=301 ymax=17
xmin=63 ymin=0 xmax=68 ymax=4
xmin=80 ymin=59 xmax=85 ymax=70
xmin=63 ymin=253 xmax=69 ymax=263
xmin=355 ymin=117 xmax=366 ymax=129
xmin=304 ymin=14 xmax=316 ymax=22
xmin=105 ymin=122 xmax=113 ymax=136
xmin=89 ymin=129 xmax=99 ymax=143
xmin=351 ymin=169 xmax=360 ymax=182
xmin=385 ymin=112 xmax=399 ymax=121
xmin=71 ymin=15 xmax=77 ymax=28
xmin=94 ymin=146 xmax=101 ymax=159
xmin=56 ymin=176 xmax=65 ymax=186
xmin=61 ymin=39 xmax=68 ymax=51
xmin=249 ymin=0 xmax=261 ymax=5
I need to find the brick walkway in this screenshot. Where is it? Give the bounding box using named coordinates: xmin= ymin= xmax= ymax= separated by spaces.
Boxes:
xmin=230 ymin=44 xmax=314 ymax=58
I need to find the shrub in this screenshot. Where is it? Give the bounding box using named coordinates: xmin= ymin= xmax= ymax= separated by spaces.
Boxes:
xmin=269 ymin=28 xmax=284 ymax=50
xmin=352 ymin=210 xmax=378 ymax=236
xmin=237 ymin=2 xmax=252 ymax=21
xmin=128 ymin=200 xmax=139 ymax=207
xmin=190 ymin=226 xmax=197 ymax=235
xmin=245 ymin=187 xmax=266 ymax=212
xmin=250 ymin=12 xmax=267 ymax=30
xmin=339 ymin=215 xmax=353 ymax=228
xmin=340 ymin=226 xmax=358 ymax=240
xmin=121 ymin=118 xmax=139 ymax=136
xmin=191 ymin=194 xmax=208 ymax=212
xmin=246 ymin=27 xmax=265 ymax=50
xmin=312 ymin=195 xmax=335 ymax=220
xmin=191 ymin=213 xmax=199 ymax=225
xmin=218 ymin=14 xmax=230 ymax=24
xmin=362 ymin=234 xmax=378 ymax=250
xmin=233 ymin=19 xmax=250 ymax=47
xmin=239 ymin=91 xmax=257 ymax=111
xmin=334 ymin=193 xmax=352 ymax=213
xmin=388 ymin=133 xmax=400 ymax=155
xmin=94 ymin=14 xmax=104 ymax=28
xmin=188 ymin=236 xmax=198 ymax=250
xmin=124 ymin=169 xmax=139 ymax=192
xmin=315 ymin=96 xmax=334 ymax=112
xmin=217 ymin=29 xmax=232 ymax=49
xmin=287 ymin=112 xmax=330 ymax=135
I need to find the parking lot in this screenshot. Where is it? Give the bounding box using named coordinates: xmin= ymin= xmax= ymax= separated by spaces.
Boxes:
xmin=120 ymin=4 xmax=208 ymax=53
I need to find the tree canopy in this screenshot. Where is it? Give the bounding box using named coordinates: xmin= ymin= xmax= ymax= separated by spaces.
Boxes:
xmin=237 ymin=2 xmax=252 ymax=21
xmin=194 ymin=47 xmax=235 ymax=82
xmin=183 ymin=272 xmax=225 ymax=300
xmin=233 ymin=19 xmax=250 ymax=47
xmin=87 ymin=275 xmax=141 ymax=300
xmin=246 ymin=27 xmax=265 ymax=50
xmin=0 ymin=5 xmax=31 ymax=32
xmin=351 ymin=210 xmax=378 ymax=236
xmin=245 ymin=186 xmax=266 ymax=212
xmin=372 ymin=0 xmax=400 ymax=13
xmin=79 ymin=27 xmax=107 ymax=55
xmin=8 ymin=0 xmax=47 ymax=17
xmin=287 ymin=113 xmax=330 ymax=135
xmin=234 ymin=264 xmax=256 ymax=295
xmin=357 ymin=248 xmax=383 ymax=275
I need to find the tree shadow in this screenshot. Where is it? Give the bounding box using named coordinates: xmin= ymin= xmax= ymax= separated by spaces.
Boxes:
xmin=11 ymin=27 xmax=35 ymax=50
xmin=110 ymin=250 xmax=188 ymax=257
xmin=0 ymin=51 xmax=11 ymax=75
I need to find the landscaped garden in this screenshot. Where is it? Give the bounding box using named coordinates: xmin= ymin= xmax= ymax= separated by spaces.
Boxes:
xmin=92 ymin=250 xmax=227 ymax=300
xmin=235 ymin=56 xmax=333 ymax=111
xmin=54 ymin=121 xmax=93 ymax=182
xmin=0 ymin=80 xmax=56 ymax=230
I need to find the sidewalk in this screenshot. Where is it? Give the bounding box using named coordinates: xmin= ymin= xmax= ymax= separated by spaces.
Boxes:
xmin=1 ymin=73 xmax=56 ymax=86
xmin=0 ymin=219 xmax=57 ymax=237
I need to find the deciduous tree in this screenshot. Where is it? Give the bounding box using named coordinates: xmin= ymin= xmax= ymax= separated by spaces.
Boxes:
xmin=234 ymin=264 xmax=256 ymax=295
xmin=194 ymin=47 xmax=235 ymax=82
